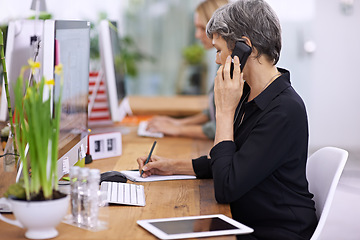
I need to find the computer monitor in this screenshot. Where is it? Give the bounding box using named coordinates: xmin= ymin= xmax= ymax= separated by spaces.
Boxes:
xmin=98 ymin=20 xmax=131 ymax=122
xmin=43 ymin=20 xmax=90 ymax=179
xmin=0 ymin=20 xmax=44 ymax=122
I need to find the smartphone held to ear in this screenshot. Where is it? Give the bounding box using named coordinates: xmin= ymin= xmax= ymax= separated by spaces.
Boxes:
xmin=230 ymin=41 xmax=252 ymax=78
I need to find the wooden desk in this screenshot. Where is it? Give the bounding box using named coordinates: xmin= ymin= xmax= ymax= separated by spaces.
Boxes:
xmin=0 ymin=126 xmax=233 ymax=240
xmin=128 ymin=95 xmax=208 ymax=117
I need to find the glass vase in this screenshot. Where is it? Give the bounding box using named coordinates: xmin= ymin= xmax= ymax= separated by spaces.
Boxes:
xmin=3 ymin=131 xmax=17 ymax=172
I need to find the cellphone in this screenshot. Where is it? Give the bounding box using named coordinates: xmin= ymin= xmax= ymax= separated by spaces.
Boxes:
xmin=230 ymin=41 xmax=252 ymax=78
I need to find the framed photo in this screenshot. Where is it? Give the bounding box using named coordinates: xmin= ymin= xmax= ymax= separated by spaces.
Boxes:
xmin=88 ymin=132 xmax=122 ymax=160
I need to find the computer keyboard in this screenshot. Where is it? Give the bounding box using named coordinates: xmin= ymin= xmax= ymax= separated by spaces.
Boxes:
xmin=137 ymin=121 xmax=164 ymax=138
xmin=100 ymin=181 xmax=146 ymax=207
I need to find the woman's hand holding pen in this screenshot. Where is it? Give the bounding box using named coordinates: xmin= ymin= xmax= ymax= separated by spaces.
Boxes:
xmin=137 ymin=155 xmax=176 ymax=177
xmin=137 ymin=155 xmax=195 ymax=178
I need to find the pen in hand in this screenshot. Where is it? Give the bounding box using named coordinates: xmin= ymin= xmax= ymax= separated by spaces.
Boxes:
xmin=140 ymin=141 xmax=157 ymax=177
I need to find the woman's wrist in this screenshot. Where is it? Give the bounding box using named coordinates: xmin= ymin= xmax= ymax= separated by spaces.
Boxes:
xmin=178 ymin=113 xmax=209 ymax=126
xmin=214 ymin=113 xmax=234 ymax=144
xmin=216 ymin=111 xmax=235 ymax=123
xmin=173 ymin=158 xmax=196 ymax=175
xmin=176 ymin=118 xmax=187 ymax=125
xmin=216 ymin=106 xmax=236 ymax=117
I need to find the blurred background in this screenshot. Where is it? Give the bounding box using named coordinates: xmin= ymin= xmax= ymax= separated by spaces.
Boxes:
xmin=0 ymin=0 xmax=359 ymax=152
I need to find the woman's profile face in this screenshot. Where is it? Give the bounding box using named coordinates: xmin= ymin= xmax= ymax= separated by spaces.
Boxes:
xmin=194 ymin=12 xmax=213 ymax=50
xmin=212 ymin=33 xmax=231 ymax=65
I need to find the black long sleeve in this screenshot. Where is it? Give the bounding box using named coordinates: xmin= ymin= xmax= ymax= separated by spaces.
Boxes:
xmin=192 ymin=69 xmax=317 ymax=240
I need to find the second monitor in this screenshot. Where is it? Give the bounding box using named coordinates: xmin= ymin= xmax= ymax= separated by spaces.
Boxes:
xmin=98 ymin=20 xmax=131 ymax=123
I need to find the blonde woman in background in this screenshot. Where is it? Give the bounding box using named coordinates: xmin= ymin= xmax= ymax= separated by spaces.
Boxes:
xmin=146 ymin=0 xmax=229 ymax=139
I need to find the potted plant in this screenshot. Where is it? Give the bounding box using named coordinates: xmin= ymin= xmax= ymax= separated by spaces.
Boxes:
xmin=177 ymin=43 xmax=207 ymax=94
xmin=0 ymin=51 xmax=69 ymax=239
xmin=182 ymin=43 xmax=205 ymax=66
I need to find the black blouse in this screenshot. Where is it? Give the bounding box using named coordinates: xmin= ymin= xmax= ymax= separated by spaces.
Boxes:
xmin=192 ymin=68 xmax=318 ymax=240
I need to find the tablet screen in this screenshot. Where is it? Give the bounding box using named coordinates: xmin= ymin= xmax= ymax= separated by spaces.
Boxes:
xmin=137 ymin=214 xmax=253 ymax=240
xmin=151 ymin=217 xmax=238 ymax=234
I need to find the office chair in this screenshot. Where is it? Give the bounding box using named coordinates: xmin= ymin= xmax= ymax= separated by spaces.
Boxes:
xmin=306 ymin=146 xmax=348 ymax=240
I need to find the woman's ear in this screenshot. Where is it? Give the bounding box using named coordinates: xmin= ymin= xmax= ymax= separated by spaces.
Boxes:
xmin=241 ymin=36 xmax=252 ymax=48
xmin=241 ymin=36 xmax=258 ymax=57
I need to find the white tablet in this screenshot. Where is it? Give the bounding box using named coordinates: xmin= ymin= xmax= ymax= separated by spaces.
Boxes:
xmin=137 ymin=214 xmax=253 ymax=240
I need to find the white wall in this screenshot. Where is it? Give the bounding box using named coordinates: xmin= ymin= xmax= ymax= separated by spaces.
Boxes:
xmin=0 ymin=0 xmax=124 ymax=25
xmin=307 ymin=0 xmax=360 ymax=151
xmin=268 ymin=0 xmax=360 ymax=151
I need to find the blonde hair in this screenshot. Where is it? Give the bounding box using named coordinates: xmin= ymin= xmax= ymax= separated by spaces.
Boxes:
xmin=196 ymin=0 xmax=229 ymax=24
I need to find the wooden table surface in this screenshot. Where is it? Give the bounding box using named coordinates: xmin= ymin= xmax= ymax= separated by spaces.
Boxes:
xmin=0 ymin=125 xmax=234 ymax=240
xmin=128 ymin=95 xmax=208 ymax=117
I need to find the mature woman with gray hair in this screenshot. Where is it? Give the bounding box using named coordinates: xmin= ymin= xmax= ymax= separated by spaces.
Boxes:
xmin=138 ymin=0 xmax=318 ymax=239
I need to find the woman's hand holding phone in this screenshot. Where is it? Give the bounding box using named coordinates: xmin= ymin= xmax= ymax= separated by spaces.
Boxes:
xmin=213 ymin=55 xmax=244 ymax=144
xmin=214 ymin=55 xmax=244 ymax=117
xmin=230 ymin=41 xmax=252 ymax=78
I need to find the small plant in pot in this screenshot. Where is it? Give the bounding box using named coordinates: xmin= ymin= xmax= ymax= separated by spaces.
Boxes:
xmin=0 ymin=60 xmax=69 ymax=240
xmin=180 ymin=43 xmax=206 ymax=94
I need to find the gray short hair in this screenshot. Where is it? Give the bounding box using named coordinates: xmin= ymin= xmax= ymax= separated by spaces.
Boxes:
xmin=206 ymin=0 xmax=282 ymax=65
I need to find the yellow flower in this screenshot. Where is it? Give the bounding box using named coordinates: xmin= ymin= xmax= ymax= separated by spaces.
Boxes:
xmin=19 ymin=66 xmax=29 ymax=79
xmin=27 ymin=59 xmax=41 ymax=74
xmin=45 ymin=79 xmax=55 ymax=85
xmin=25 ymin=87 xmax=33 ymax=99
xmin=54 ymin=64 xmax=63 ymax=75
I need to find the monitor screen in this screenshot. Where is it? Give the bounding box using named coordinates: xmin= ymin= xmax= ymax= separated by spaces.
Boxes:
xmin=109 ymin=21 xmax=126 ymax=104
xmin=54 ymin=20 xmax=89 ymax=148
xmin=43 ymin=20 xmax=90 ymax=179
xmin=99 ymin=20 xmax=127 ymax=122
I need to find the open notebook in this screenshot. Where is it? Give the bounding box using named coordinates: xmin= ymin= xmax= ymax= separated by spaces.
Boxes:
xmin=120 ymin=170 xmax=196 ymax=182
